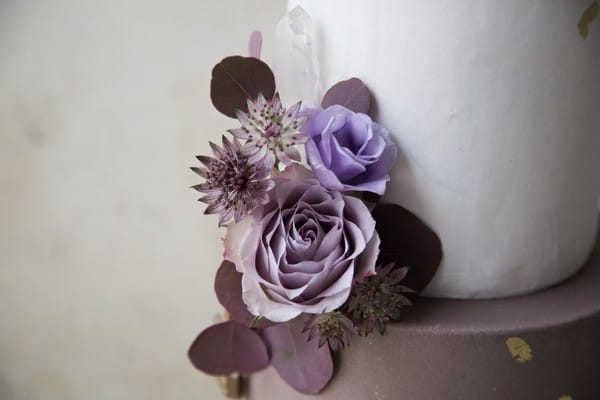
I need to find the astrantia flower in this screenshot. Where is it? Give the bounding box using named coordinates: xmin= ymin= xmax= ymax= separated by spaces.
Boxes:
xmin=229 ymin=93 xmax=308 ymax=166
xmin=346 ymin=264 xmax=414 ymax=336
xmin=303 ymin=311 xmax=356 ymax=351
xmin=191 ymin=136 xmax=274 ymax=226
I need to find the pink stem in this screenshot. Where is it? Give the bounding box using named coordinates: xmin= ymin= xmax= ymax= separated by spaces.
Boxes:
xmin=248 ymin=30 xmax=262 ymax=59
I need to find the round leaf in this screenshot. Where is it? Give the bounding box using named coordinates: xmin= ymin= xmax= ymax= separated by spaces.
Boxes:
xmin=262 ymin=316 xmax=334 ymax=394
xmin=214 ymin=261 xmax=274 ymax=328
xmin=371 ymin=203 xmax=443 ymax=296
xmin=321 ymin=77 xmax=371 ymax=114
xmin=210 ymin=56 xmax=276 ymax=118
xmin=188 ymin=321 xmax=270 ymax=376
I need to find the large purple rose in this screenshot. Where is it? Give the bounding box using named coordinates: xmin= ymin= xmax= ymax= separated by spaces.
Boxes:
xmin=302 ymin=105 xmax=397 ymax=195
xmin=226 ymin=166 xmax=379 ymax=322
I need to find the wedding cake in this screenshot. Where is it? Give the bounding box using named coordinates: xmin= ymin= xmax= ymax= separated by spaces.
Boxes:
xmin=246 ymin=1 xmax=600 ymax=398
xmin=277 ymin=0 xmax=600 ymax=299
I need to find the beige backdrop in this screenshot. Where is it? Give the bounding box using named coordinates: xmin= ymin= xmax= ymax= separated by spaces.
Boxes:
xmin=0 ymin=1 xmax=285 ymax=399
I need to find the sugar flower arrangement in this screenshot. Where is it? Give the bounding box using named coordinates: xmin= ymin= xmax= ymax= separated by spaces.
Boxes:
xmin=187 ymin=33 xmax=442 ymax=396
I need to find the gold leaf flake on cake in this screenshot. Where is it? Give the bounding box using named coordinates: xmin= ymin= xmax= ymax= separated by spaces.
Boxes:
xmin=578 ymin=2 xmax=599 ymax=39
xmin=505 ymin=337 xmax=532 ymax=363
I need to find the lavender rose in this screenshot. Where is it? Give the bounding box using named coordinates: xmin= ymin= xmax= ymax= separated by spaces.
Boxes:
xmin=225 ymin=166 xmax=380 ymax=322
xmin=302 ymin=105 xmax=397 ymax=195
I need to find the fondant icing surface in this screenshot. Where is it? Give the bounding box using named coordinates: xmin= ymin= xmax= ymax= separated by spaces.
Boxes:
xmin=283 ymin=0 xmax=600 ymax=298
xmin=247 ymin=230 xmax=600 ymax=399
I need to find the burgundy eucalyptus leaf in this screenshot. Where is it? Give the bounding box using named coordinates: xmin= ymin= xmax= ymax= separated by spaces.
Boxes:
xmin=188 ymin=321 xmax=269 ymax=376
xmin=214 ymin=261 xmax=274 ymax=328
xmin=210 ymin=56 xmax=276 ymax=118
xmin=321 ymin=77 xmax=371 ymax=114
xmin=248 ymin=30 xmax=263 ymax=59
xmin=361 ymin=191 xmax=381 ymax=211
xmin=371 ymin=204 xmax=443 ymax=297
xmin=262 ymin=316 xmax=334 ymax=394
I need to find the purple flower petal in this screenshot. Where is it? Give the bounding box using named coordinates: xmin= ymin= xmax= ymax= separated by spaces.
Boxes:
xmin=242 ymin=273 xmax=303 ymax=322
xmin=355 ymin=231 xmax=380 ymax=282
xmin=314 ymin=225 xmax=344 ymax=260
xmin=303 ymin=261 xmax=354 ymax=302
xmin=314 ymin=105 xmax=352 ymax=134
xmin=299 ymin=105 xmax=324 ymax=137
xmin=306 ymin=140 xmax=345 ymax=191
xmin=239 ymin=173 xmax=377 ymax=322
xmin=343 ymin=174 xmax=390 ymax=194
xmin=274 ymin=164 xmax=313 ymax=183
xmin=303 ymin=105 xmax=397 ymax=195
xmin=328 ymin=138 xmax=366 ymax=181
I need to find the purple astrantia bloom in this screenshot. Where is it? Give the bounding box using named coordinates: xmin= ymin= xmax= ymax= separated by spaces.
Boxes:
xmin=229 ymin=93 xmax=308 ymax=167
xmin=302 ymin=105 xmax=397 ymax=195
xmin=303 ymin=311 xmax=356 ymax=351
xmin=192 ymin=136 xmax=274 ymax=226
xmin=224 ymin=165 xmax=380 ymax=322
xmin=346 ymin=263 xmax=413 ymax=336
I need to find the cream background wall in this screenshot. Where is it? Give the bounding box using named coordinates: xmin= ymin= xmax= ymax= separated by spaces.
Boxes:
xmin=0 ymin=1 xmax=285 ymax=399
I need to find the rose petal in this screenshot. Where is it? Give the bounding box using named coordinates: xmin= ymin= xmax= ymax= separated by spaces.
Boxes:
xmin=297 ymin=184 xmax=332 ymax=205
xmin=303 ymin=262 xmax=354 ymax=306
xmin=308 ymin=105 xmax=350 ymax=136
xmin=329 ymin=137 xmax=366 ymax=181
xmin=359 ymin=130 xmax=384 ymax=160
xmin=306 ymin=140 xmax=345 ymax=191
xmin=362 ymin=124 xmax=397 ymax=176
xmin=223 ymin=216 xmax=254 ymax=272
xmin=314 ymin=225 xmax=344 ymax=260
xmin=342 ymin=194 xmax=376 ymax=246
xmin=299 ymin=105 xmax=324 ymax=138
xmin=354 ymin=230 xmax=380 ymax=282
xmin=242 ymin=273 xmax=303 ymax=322
xmin=276 ymin=164 xmax=313 ymax=181
xmin=343 ymin=174 xmax=390 ymax=195
xmin=278 ymin=270 xmax=313 ymax=288
xmin=341 ymin=112 xmax=370 ymax=152
xmin=317 ymin=115 xmax=343 ymax=166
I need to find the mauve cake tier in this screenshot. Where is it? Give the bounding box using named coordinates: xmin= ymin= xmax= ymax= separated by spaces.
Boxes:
xmin=246 ymin=227 xmax=600 ymax=399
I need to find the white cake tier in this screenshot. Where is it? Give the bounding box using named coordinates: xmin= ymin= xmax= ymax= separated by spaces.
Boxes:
xmin=284 ymin=0 xmax=600 ymax=298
